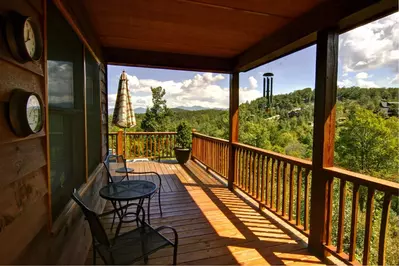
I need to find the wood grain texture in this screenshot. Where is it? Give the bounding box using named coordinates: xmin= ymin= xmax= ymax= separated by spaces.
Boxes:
xmin=0 ymin=137 xmax=47 ymax=188
xmin=86 ymin=160 xmax=324 ymax=265
xmin=84 ymin=0 xmax=295 ymax=58
xmin=15 ymin=167 xmax=107 ymax=264
xmin=308 ymin=28 xmax=338 ymax=257
xmin=0 ymin=167 xmax=47 ymax=233
xmin=104 ymin=48 xmax=234 ymax=73
xmin=228 ymin=73 xmax=239 ymax=188
xmin=0 ymin=195 xmax=47 ymax=264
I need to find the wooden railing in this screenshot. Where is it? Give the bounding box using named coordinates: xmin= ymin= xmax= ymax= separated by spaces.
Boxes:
xmin=191 ymin=132 xmax=312 ymax=235
xmin=233 ymin=142 xmax=313 ymax=236
xmin=192 ymin=132 xmax=229 ymax=179
xmin=108 ymin=130 xmax=177 ymax=159
xmin=192 ymin=132 xmax=398 ymax=266
xmin=323 ymin=167 xmax=399 ymax=265
xmin=110 ymin=130 xmax=398 ymax=265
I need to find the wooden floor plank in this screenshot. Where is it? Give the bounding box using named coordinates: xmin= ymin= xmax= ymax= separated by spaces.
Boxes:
xmin=87 ymin=160 xmax=323 ymax=265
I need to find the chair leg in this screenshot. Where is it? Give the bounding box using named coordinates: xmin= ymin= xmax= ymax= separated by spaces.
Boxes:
xmin=147 ymin=196 xmax=151 ymax=224
xmin=110 ymin=211 xmax=116 ymax=231
xmin=158 ymin=189 xmax=162 ymax=216
xmin=173 ymin=244 xmax=178 ymax=265
xmin=92 ymin=240 xmax=96 ymax=265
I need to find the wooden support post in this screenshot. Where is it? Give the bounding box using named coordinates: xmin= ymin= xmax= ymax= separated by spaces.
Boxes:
xmin=117 ymin=129 xmax=123 ymax=156
xmin=309 ymin=28 xmax=338 ymax=257
xmin=228 ymin=72 xmax=239 ymax=190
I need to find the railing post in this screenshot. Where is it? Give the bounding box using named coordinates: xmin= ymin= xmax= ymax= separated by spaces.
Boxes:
xmin=191 ymin=129 xmax=196 ymax=159
xmin=309 ymin=28 xmax=338 ymax=258
xmin=117 ymin=129 xmax=123 ymax=156
xmin=228 ymin=72 xmax=239 ymax=190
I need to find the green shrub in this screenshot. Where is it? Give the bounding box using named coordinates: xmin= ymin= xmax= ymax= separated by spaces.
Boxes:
xmin=176 ymin=122 xmax=191 ymax=149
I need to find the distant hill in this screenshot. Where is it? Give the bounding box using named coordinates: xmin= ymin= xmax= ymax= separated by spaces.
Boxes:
xmin=174 ymin=106 xmax=208 ymax=111
xmin=134 ymin=107 xmax=147 ymax=114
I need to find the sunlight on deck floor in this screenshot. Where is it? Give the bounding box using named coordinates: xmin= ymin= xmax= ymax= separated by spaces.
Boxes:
xmin=86 ymin=160 xmax=325 ymax=265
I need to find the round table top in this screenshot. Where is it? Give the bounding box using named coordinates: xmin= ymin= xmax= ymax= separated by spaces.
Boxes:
xmin=115 ymin=167 xmax=134 ymax=173
xmin=99 ymin=180 xmax=157 ymax=201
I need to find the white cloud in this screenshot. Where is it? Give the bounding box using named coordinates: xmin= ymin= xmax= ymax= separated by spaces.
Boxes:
xmin=108 ymin=94 xmax=117 ymax=108
xmin=108 ymin=72 xmax=262 ymax=111
xmin=390 ymin=73 xmax=399 ymax=85
xmin=249 ymin=76 xmax=258 ymax=90
xmin=339 ymin=12 xmax=399 ymax=73
xmin=337 ymin=79 xmax=353 ymax=88
xmin=355 ymin=72 xmax=369 ymax=79
xmin=357 ymin=79 xmax=380 ymax=88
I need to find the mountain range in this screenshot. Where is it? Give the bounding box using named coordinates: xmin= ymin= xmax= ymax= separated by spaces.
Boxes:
xmin=109 ymin=105 xmax=223 ymax=114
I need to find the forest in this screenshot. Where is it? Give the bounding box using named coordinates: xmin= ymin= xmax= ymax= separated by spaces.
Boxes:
xmin=109 ymin=86 xmax=399 ymax=264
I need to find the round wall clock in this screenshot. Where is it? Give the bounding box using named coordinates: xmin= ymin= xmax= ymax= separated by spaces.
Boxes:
xmin=4 ymin=12 xmax=43 ymax=63
xmin=9 ymin=89 xmax=44 ymax=137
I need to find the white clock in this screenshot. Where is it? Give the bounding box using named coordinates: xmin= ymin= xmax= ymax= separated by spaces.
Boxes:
xmin=4 ymin=12 xmax=43 ymax=63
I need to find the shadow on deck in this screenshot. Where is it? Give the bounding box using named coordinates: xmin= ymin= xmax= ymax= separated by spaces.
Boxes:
xmin=86 ymin=160 xmax=325 ymax=265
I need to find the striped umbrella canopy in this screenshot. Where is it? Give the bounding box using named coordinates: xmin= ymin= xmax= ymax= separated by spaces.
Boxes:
xmin=112 ymin=70 xmax=136 ymax=128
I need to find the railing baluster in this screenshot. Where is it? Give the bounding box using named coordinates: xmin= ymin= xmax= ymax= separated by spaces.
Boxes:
xmin=337 ymin=179 xmax=346 ymax=253
xmin=251 ymin=153 xmax=255 ymax=196
xmin=265 ymin=157 xmax=270 ymax=207
xmin=282 ymin=162 xmax=287 ymax=216
xmin=276 ymin=160 xmax=281 ymax=212
xmin=256 ymin=155 xmax=262 ymax=200
xmin=378 ymin=193 xmax=392 ymax=266
xmin=326 ymin=177 xmax=334 ymax=246
xmin=271 ymin=159 xmax=275 ymax=210
xmin=304 ymin=169 xmax=310 ymax=231
xmin=261 ymin=156 xmax=266 ymax=204
xmin=288 ymin=164 xmax=294 ymax=221
xmin=349 ymin=183 xmax=360 ymax=262
xmin=296 ymin=166 xmax=302 ymax=226
xmin=245 ymin=150 xmax=249 ymax=192
xmin=363 ymin=187 xmax=375 ymax=265
xmin=240 ymin=148 xmax=244 ymax=188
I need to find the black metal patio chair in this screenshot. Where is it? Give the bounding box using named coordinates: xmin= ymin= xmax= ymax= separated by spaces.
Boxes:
xmin=71 ymin=190 xmax=178 ymax=265
xmin=103 ymin=154 xmax=163 ymax=227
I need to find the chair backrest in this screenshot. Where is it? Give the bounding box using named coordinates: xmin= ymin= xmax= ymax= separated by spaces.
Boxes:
xmin=71 ymin=190 xmax=110 ymax=247
xmin=103 ymin=154 xmax=127 ymax=183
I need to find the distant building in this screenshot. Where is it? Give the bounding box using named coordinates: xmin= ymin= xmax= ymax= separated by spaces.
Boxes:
xmin=288 ymin=107 xmax=302 ymax=118
xmin=380 ymin=101 xmax=399 ymax=117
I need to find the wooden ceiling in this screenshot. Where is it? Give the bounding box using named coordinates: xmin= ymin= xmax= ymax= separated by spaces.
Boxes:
xmin=84 ymin=0 xmax=324 ymax=58
xmin=77 ymin=0 xmax=397 ymax=72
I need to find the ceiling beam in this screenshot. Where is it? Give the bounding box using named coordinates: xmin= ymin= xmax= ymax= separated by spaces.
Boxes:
xmin=103 ymin=48 xmax=234 ymax=73
xmin=236 ymin=0 xmax=397 ymax=72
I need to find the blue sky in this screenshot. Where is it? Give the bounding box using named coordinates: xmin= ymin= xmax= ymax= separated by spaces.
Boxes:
xmin=108 ymin=12 xmax=398 ymax=110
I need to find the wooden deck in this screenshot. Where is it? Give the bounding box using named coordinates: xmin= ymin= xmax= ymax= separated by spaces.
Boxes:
xmin=86 ymin=160 xmax=325 ymax=265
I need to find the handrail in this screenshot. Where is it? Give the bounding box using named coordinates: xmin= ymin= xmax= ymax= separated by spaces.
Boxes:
xmin=193 ymin=132 xmax=229 ymax=144
xmin=192 ymin=132 xmax=229 ymax=179
xmin=124 ymin=131 xmax=177 ymax=135
xmin=233 ymin=142 xmax=312 ymax=169
xmin=108 ymin=131 xmax=177 ymax=159
xmin=324 ymin=166 xmax=399 ymax=193
xmin=323 ymin=167 xmax=398 ymax=265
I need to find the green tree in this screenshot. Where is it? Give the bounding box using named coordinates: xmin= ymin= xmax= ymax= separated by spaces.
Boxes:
xmin=141 ymin=87 xmax=172 ymax=132
xmin=335 ymin=106 xmax=399 ymax=179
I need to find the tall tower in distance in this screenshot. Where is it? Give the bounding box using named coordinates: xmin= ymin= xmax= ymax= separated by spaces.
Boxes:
xmin=263 ymin=72 xmax=274 ymax=109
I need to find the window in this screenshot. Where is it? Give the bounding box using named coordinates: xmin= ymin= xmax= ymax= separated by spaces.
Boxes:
xmin=47 ymin=1 xmax=86 ymax=220
xmin=86 ymin=48 xmax=101 ymax=174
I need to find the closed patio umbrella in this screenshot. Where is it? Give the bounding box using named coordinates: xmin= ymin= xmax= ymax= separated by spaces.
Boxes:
xmin=112 ymin=70 xmax=136 ymax=157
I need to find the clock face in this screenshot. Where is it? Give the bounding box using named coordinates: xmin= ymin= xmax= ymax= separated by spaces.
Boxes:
xmin=24 ymin=19 xmax=36 ymax=58
xmin=26 ymin=94 xmax=42 ymax=133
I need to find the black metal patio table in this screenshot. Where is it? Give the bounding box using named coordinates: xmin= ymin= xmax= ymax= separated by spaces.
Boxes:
xmin=99 ymin=180 xmax=157 ymax=229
